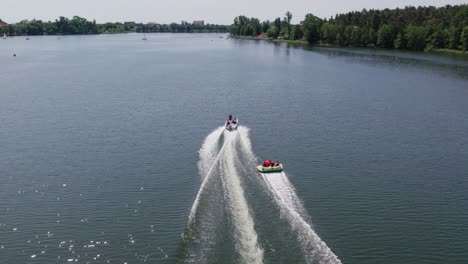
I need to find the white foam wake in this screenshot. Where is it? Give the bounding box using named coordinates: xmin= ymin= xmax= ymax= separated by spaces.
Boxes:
xmin=188 ymin=127 xmax=224 ymax=224
xmin=221 ymin=130 xmax=264 ymax=264
xmin=186 ymin=126 xmax=263 ymax=264
xmin=228 ymin=126 xmax=340 ymax=263
xmin=262 ymin=172 xmax=342 ymax=264
xmin=198 ymin=127 xmax=224 ymax=179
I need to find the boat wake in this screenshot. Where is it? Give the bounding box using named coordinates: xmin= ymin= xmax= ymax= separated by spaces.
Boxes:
xmin=182 ymin=127 xmax=263 ymax=264
xmin=261 ymin=172 xmax=342 ymax=264
xmin=181 ymin=126 xmax=340 ymax=264
xmin=188 ymin=127 xmax=225 ymax=224
xmin=236 ymin=127 xmax=341 ymax=263
xmin=220 ymin=131 xmax=263 ymax=263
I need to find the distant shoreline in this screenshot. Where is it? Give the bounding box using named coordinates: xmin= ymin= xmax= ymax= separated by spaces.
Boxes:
xmin=230 ymin=35 xmax=468 ymax=56
xmin=0 ymin=16 xmax=228 ymax=36
xmin=2 ymin=31 xmax=227 ymax=36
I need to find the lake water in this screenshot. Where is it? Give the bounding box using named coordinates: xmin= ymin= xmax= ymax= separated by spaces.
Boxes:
xmin=1 ymin=33 xmax=467 ymax=264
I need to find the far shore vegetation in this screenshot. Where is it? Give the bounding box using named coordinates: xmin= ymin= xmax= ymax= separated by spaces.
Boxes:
xmin=230 ymin=5 xmax=468 ymax=53
xmin=0 ymin=16 xmax=228 ymax=36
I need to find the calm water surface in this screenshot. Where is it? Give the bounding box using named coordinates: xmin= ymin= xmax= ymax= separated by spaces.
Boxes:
xmin=1 ymin=34 xmax=467 ymax=264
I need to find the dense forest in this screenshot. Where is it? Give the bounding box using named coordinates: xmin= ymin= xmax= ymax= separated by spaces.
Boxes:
xmin=230 ymin=4 xmax=468 ymax=52
xmin=0 ymin=16 xmax=228 ymax=36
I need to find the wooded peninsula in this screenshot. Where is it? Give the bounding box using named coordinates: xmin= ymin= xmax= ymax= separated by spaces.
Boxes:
xmin=0 ymin=17 xmax=228 ymax=35
xmin=230 ymin=5 xmax=468 ymax=52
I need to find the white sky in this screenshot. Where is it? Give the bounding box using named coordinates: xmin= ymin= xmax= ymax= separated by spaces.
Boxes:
xmin=1 ymin=0 xmax=466 ymax=24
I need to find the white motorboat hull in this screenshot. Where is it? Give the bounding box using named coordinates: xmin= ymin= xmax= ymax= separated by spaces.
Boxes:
xmin=225 ymin=119 xmax=238 ymax=131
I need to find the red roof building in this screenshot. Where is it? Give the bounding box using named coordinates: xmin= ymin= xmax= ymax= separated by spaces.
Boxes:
xmin=0 ymin=20 xmax=8 ymax=27
xmin=193 ymin=20 xmax=204 ymax=25
xmin=254 ymin=33 xmax=267 ymax=40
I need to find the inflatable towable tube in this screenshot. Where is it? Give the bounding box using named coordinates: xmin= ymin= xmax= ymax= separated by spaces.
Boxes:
xmin=257 ymin=164 xmax=283 ymax=173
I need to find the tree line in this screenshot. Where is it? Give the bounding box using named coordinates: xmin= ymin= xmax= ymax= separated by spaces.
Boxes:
xmin=0 ymin=17 xmax=98 ymax=35
xmin=0 ymin=16 xmax=228 ymax=36
xmin=135 ymin=21 xmax=227 ymax=33
xmin=230 ymin=4 xmax=468 ymax=51
xmin=100 ymin=21 xmax=227 ymax=33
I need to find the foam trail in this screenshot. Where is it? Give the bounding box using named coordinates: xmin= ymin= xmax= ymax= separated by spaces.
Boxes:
xmin=198 ymin=127 xmax=224 ymax=179
xmin=221 ymin=131 xmax=264 ymax=264
xmin=263 ymin=172 xmax=342 ymax=264
xmin=188 ymin=127 xmax=224 ymax=224
xmin=235 ymin=127 xmax=341 ymax=263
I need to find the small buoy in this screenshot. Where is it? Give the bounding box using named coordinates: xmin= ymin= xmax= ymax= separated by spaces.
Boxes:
xmin=13 ymin=54 xmax=16 ymax=57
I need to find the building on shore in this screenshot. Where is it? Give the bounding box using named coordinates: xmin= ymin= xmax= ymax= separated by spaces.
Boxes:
xmin=254 ymin=33 xmax=267 ymax=40
xmin=0 ymin=19 xmax=9 ymax=27
xmin=193 ymin=20 xmax=204 ymax=25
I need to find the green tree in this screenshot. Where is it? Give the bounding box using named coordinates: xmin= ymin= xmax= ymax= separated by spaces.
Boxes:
xmin=394 ymin=33 xmax=406 ymax=49
xmin=430 ymin=28 xmax=448 ymax=49
xmin=302 ymin=14 xmax=323 ymax=44
xmin=447 ymin=26 xmax=459 ymax=49
xmin=343 ymin=25 xmax=353 ymax=46
xmin=348 ymin=26 xmax=361 ymax=46
xmin=229 ymin=25 xmax=239 ymax=36
xmin=241 ymin=24 xmax=254 ymax=36
xmin=274 ymin=17 xmax=282 ymax=34
xmin=285 ymin=11 xmax=292 ymax=39
xmin=7 ymin=25 xmax=15 ymax=36
xmin=267 ymin=26 xmax=279 ymax=38
xmin=250 ymin=18 xmax=262 ymax=36
xmin=377 ymin=24 xmax=394 ymax=48
xmin=335 ymin=33 xmax=344 ymax=46
xmin=360 ymin=27 xmax=370 ymax=46
xmin=368 ymin=28 xmax=377 ymax=46
xmin=290 ymin=25 xmax=303 ymax=40
xmin=461 ymin=26 xmax=468 ymax=51
xmin=262 ymin=21 xmax=270 ymax=33
xmin=321 ymin=22 xmax=337 ymax=44
xmin=405 ymin=25 xmax=427 ymax=50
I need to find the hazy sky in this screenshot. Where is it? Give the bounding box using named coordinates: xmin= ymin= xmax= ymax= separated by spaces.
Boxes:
xmin=1 ymin=0 xmax=466 ymax=24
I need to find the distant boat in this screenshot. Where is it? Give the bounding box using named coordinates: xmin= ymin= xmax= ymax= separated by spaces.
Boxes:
xmin=26 ymin=37 xmax=30 ymax=40
xmin=142 ymin=33 xmax=147 ymax=40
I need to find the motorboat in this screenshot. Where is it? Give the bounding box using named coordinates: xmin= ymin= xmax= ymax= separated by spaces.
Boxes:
xmin=225 ymin=115 xmax=238 ymax=131
xmin=257 ymin=163 xmax=283 ymax=173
